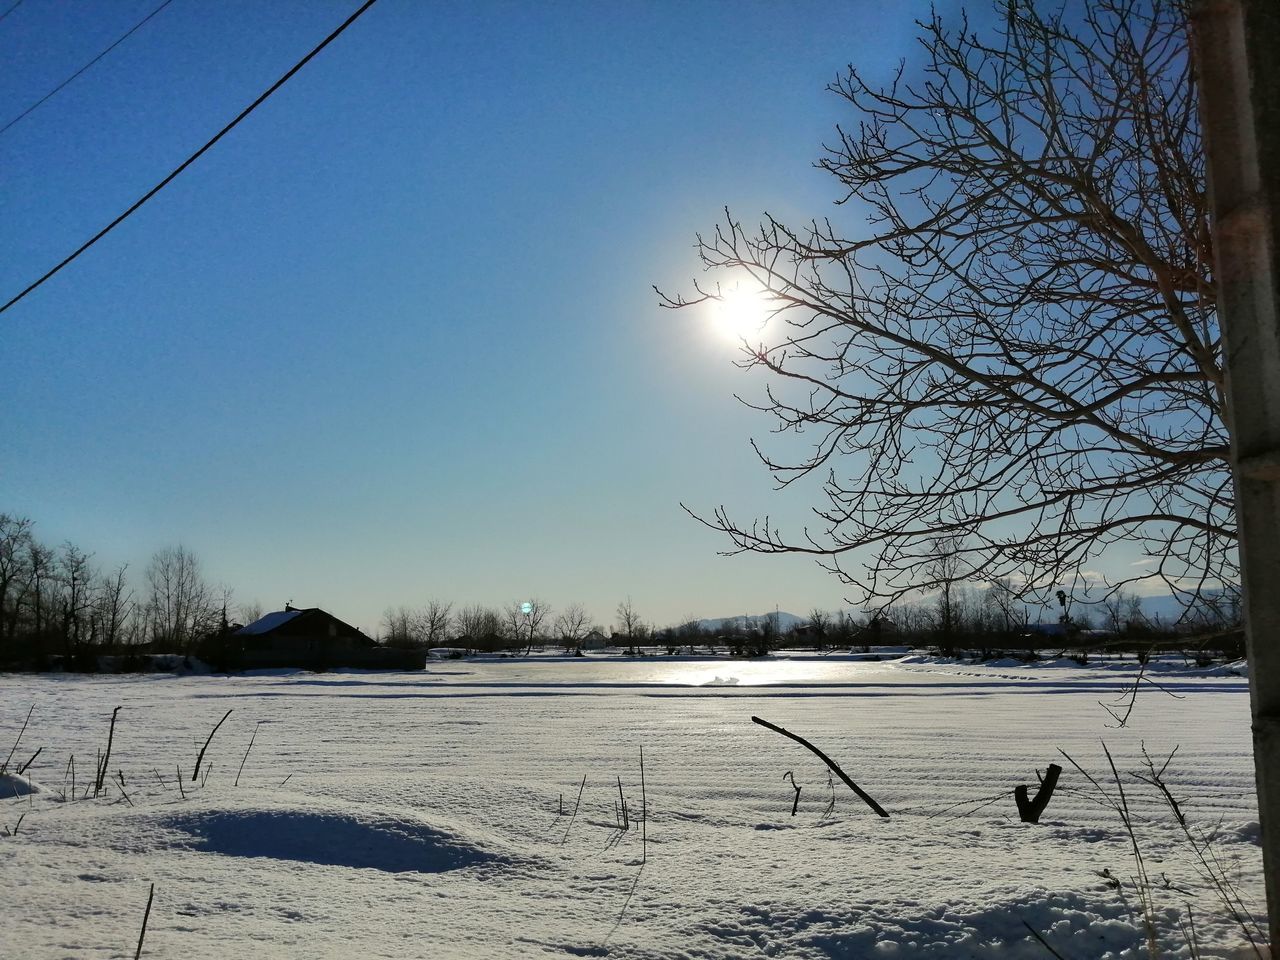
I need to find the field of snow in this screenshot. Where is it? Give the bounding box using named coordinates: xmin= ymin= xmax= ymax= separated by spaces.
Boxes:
xmin=0 ymin=655 xmax=1266 ymax=958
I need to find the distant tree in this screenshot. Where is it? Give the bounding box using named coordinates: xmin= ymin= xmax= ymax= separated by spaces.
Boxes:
xmin=662 ymin=0 xmax=1229 ymax=614
xmin=238 ymin=600 xmax=264 ymax=627
xmin=927 ymin=536 xmax=965 ymax=655
xmin=0 ymin=514 xmax=34 ymax=652
xmin=807 ymin=609 xmax=829 ymax=650
xmin=94 ymin=564 xmax=135 ymax=649
xmin=56 ymin=542 xmax=95 ymax=660
xmin=420 ymin=599 xmax=453 ymax=647
xmin=382 ymin=606 xmax=419 ymax=647
xmin=983 ymin=578 xmax=1025 ymax=639
xmin=456 ymin=604 xmax=502 ymax=653
xmin=146 ymin=546 xmax=216 ymax=652
xmin=554 ymin=602 xmax=589 ymax=652
xmin=616 ymin=597 xmax=642 ymax=655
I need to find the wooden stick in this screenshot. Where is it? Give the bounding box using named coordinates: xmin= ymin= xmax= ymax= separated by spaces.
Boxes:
xmin=134 ymin=883 xmax=155 ymax=959
xmin=751 ymin=716 xmax=889 ymax=818
xmin=191 ymin=709 xmax=232 ymax=783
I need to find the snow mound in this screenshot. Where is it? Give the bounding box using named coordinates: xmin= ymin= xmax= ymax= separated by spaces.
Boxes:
xmin=0 ymin=772 xmax=40 ymax=797
xmin=149 ymin=804 xmax=510 ymax=874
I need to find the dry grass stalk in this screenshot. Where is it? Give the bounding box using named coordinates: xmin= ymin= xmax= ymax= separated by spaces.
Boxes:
xmin=234 ymin=720 xmax=262 ymax=788
xmin=134 ymin=882 xmax=155 ymax=959
xmin=94 ymin=706 xmax=121 ymax=797
xmin=192 ymin=709 xmax=232 ymax=783
xmin=1 ymin=704 xmax=34 ymax=775
xmin=560 ymin=775 xmax=586 ymax=844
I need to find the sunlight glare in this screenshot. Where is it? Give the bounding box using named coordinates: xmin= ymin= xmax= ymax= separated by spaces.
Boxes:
xmin=711 ymin=282 xmax=770 ymax=342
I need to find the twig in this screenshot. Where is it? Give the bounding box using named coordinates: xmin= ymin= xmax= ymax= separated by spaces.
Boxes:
xmin=134 ymin=882 xmax=155 ymax=959
xmin=175 ymin=765 xmax=186 ymax=799
xmin=116 ymin=771 xmax=135 ymax=807
xmin=279 ymin=773 xmax=292 ymax=787
xmin=751 ymin=715 xmax=888 ymax=818
xmin=2 ymin=704 xmax=33 ymax=774
xmin=560 ymin=775 xmax=586 ymax=844
xmin=153 ymin=769 xmax=167 ymax=791
xmin=234 ymin=721 xmax=262 ymax=788
xmin=16 ymin=746 xmax=41 ymax=775
xmin=191 ymin=709 xmax=232 ymax=783
xmin=926 ymin=789 xmax=1012 ymax=822
xmin=783 ymin=771 xmax=802 ymax=817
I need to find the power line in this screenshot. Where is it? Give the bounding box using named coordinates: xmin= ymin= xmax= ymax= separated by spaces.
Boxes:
xmin=0 ymin=0 xmax=380 ymax=317
xmin=0 ymin=0 xmax=178 ymax=138
xmin=0 ymin=0 xmax=25 ymax=26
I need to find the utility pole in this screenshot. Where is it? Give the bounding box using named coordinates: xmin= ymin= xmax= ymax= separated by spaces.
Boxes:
xmin=1191 ymin=0 xmax=1280 ymax=945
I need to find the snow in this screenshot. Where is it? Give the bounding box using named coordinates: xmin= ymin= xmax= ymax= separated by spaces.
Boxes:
xmin=234 ymin=610 xmax=304 ymax=636
xmin=0 ymin=656 xmax=1265 ymax=958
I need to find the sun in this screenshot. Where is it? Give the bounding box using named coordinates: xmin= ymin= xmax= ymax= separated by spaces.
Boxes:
xmin=710 ymin=282 xmax=770 ymax=342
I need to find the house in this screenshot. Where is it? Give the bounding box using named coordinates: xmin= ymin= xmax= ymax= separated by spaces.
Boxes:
xmin=230 ymin=606 xmax=426 ymax=670
xmin=578 ymin=629 xmax=608 ymax=652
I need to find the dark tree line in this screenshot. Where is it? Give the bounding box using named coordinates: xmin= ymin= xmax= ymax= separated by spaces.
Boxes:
xmin=0 ymin=513 xmax=226 ymax=666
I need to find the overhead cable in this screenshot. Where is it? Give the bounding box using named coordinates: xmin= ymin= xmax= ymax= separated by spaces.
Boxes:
xmin=0 ymin=0 xmax=25 ymax=26
xmin=0 ymin=0 xmax=178 ymax=138
xmin=0 ymin=0 xmax=380 ymax=316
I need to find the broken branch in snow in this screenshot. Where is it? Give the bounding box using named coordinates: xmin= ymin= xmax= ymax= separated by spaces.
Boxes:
xmin=783 ymin=771 xmax=802 ymax=817
xmin=192 ymin=709 xmax=232 ymax=783
xmin=16 ymin=746 xmax=41 ymax=775
xmin=751 ymin=716 xmax=889 ymax=818
xmin=1014 ymin=763 xmax=1062 ymax=824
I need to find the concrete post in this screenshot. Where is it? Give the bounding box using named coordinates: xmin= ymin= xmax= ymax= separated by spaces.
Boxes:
xmin=1190 ymin=0 xmax=1280 ymax=947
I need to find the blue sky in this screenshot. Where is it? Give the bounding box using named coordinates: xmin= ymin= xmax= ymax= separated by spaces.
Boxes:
xmin=1 ymin=0 xmax=992 ymax=634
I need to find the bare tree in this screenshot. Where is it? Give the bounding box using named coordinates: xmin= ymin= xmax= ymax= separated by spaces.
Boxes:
xmin=146 ymin=546 xmax=215 ymax=652
xmin=94 ymin=564 xmax=135 ymax=650
xmin=382 ymin=606 xmax=419 ymax=647
xmin=616 ymin=597 xmax=642 ymax=655
xmin=554 ymin=602 xmax=590 ymax=652
xmin=0 ymin=514 xmax=34 ymax=650
xmin=984 ymin=577 xmax=1026 ymax=637
xmin=456 ymin=604 xmax=501 ymax=654
xmin=503 ymin=599 xmax=550 ymax=655
xmin=55 ymin=542 xmax=95 ymax=659
xmin=421 ymin=599 xmax=453 ymax=647
xmin=660 ymin=0 xmax=1228 ymax=612
xmin=238 ymin=600 xmax=264 ymax=626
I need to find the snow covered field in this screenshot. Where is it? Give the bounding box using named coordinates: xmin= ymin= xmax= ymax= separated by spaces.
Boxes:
xmin=0 ymin=655 xmax=1265 ymax=958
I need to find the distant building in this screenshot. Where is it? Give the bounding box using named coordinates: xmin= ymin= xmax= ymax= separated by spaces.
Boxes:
xmin=578 ymin=630 xmax=608 ymax=652
xmin=231 ymin=606 xmax=425 ymax=670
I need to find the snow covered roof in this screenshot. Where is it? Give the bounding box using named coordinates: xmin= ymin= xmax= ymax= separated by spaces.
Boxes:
xmin=235 ymin=609 xmax=305 ymax=636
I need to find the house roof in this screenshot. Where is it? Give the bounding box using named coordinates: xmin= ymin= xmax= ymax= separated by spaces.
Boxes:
xmin=235 ymin=609 xmax=305 ymax=636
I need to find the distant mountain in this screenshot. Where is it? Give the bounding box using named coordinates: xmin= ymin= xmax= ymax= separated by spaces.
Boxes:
xmin=695 ymin=612 xmax=806 ymax=633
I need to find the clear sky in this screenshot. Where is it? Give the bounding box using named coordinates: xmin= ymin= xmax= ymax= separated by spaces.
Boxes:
xmin=2 ymin=0 xmax=991 ymax=635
